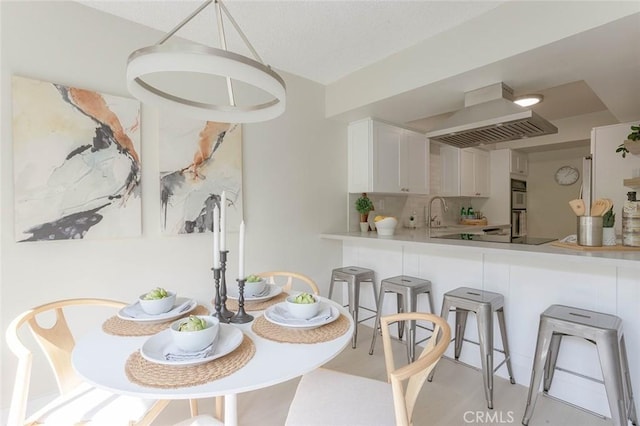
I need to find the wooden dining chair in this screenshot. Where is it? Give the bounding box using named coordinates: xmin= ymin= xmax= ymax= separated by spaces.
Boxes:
xmin=285 ymin=312 xmax=451 ymax=426
xmin=5 ymin=298 xmax=170 ymax=425
xmin=257 ymin=271 xmax=320 ymax=295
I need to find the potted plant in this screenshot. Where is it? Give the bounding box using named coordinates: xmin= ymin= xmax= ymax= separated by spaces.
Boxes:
xmin=616 ymin=124 xmax=640 ymax=158
xmin=355 ymin=193 xmax=374 ymax=231
xmin=602 ymin=206 xmax=616 ymax=246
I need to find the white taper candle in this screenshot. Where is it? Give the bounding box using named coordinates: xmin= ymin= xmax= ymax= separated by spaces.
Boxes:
xmin=213 ymin=205 xmax=220 ymax=269
xmin=220 ymin=191 xmax=227 ymax=251
xmin=238 ymin=220 xmax=245 ymax=279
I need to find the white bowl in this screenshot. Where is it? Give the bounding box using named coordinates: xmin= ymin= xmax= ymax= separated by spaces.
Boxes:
xmin=285 ymin=294 xmax=320 ymax=319
xmin=138 ymin=291 xmax=176 ymax=315
xmin=170 ymin=315 xmax=219 ymax=352
xmin=375 ymin=217 xmax=398 ymax=236
xmin=243 ymin=278 xmax=266 ymax=297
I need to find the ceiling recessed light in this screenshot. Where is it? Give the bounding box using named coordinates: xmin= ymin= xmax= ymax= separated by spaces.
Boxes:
xmin=514 ymin=94 xmax=543 ymax=107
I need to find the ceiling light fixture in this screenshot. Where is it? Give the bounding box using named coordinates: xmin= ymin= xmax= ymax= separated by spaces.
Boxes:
xmin=513 ymin=94 xmax=543 ymax=107
xmin=126 ymin=0 xmax=286 ymax=123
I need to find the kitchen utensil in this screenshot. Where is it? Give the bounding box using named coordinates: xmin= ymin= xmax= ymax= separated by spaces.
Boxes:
xmin=591 ymin=199 xmax=609 ymax=217
xmin=604 ymin=198 xmax=614 ymax=213
xmin=582 ymin=156 xmax=592 ymax=216
xmin=569 ymin=199 xmax=586 ymax=216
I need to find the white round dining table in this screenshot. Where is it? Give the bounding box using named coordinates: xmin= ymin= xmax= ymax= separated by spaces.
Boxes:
xmin=72 ymin=296 xmax=354 ymax=426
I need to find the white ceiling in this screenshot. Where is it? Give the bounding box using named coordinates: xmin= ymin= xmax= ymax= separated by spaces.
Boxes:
xmin=77 ymin=0 xmax=504 ymax=85
xmin=78 ymin=0 xmax=640 ymax=148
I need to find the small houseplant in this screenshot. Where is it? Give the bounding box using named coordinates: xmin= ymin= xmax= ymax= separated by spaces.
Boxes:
xmin=602 ymin=206 xmax=616 ymax=245
xmin=355 ymin=193 xmax=374 ymax=230
xmin=616 ymin=124 xmax=640 ymax=158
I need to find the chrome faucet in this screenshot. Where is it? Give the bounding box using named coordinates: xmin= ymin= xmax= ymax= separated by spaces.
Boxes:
xmin=427 ymin=196 xmax=449 ymax=228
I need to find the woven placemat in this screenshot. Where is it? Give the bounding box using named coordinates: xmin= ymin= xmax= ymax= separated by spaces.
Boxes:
xmin=125 ymin=334 xmax=255 ymax=389
xmin=251 ymin=314 xmax=351 ymax=344
xmin=224 ymin=292 xmax=288 ymax=312
xmin=102 ymin=305 xmax=210 ymax=336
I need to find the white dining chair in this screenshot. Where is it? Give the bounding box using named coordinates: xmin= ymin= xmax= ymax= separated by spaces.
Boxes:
xmin=257 ymin=271 xmax=320 ymax=295
xmin=5 ymin=298 xmax=170 ymax=425
xmin=285 ymin=312 xmax=451 ymax=426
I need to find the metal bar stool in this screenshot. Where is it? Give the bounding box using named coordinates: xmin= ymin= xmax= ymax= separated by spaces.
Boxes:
xmin=428 ymin=286 xmax=515 ymax=409
xmin=522 ymin=305 xmax=638 ymax=426
xmin=328 ymin=266 xmax=378 ymax=348
xmin=368 ymin=275 xmax=435 ymax=363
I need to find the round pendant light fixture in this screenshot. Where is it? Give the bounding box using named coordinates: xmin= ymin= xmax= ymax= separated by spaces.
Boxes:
xmin=513 ymin=94 xmax=543 ymax=107
xmin=126 ymin=0 xmax=286 ymax=123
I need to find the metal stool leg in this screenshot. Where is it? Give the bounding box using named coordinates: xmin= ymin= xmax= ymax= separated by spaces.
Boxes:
xmin=522 ymin=320 xmax=554 ymax=425
xmin=427 ymin=288 xmax=435 ymax=314
xmin=428 ymin=297 xmax=452 ymax=382
xmin=368 ymin=284 xmax=386 ymax=356
xmin=348 ymin=278 xmax=359 ymax=349
xmin=328 ymin=274 xmax=336 ymax=299
xmin=370 ymin=279 xmax=379 ymax=316
xmin=397 ymin=292 xmax=405 ymax=340
xmin=620 ymin=335 xmax=638 ymax=425
xmin=454 ymin=308 xmax=469 ymax=360
xmin=496 ymin=308 xmax=516 ymax=385
xmin=406 ymin=290 xmax=418 ymax=363
xmin=543 ymin=333 xmax=562 ymax=392
xmin=476 ymin=304 xmax=494 ymax=409
xmin=598 ymin=334 xmax=628 ymax=426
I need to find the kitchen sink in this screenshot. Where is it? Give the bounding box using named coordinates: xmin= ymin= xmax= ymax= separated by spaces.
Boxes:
xmin=429 ymin=224 xmax=468 ymax=230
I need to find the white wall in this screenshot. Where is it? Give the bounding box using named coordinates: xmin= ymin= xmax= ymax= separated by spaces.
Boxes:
xmin=0 ymin=1 xmax=346 ymax=411
xmin=592 ymin=121 xmax=640 ymax=236
xmin=527 ymin=147 xmax=590 ymax=239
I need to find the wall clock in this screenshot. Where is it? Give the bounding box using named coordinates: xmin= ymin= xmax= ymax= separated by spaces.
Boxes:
xmin=554 ymin=165 xmax=579 ymax=185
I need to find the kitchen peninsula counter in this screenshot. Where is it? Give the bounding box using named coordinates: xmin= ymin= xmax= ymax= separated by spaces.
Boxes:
xmin=322 ymin=229 xmax=640 ymax=418
xmin=322 ymin=229 xmax=640 ymax=268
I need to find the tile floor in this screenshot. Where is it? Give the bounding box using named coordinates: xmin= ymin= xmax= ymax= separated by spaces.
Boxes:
xmin=152 ymin=325 xmax=612 ymax=425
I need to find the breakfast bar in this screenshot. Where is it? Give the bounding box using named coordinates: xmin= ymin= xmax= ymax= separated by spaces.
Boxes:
xmin=322 ymin=230 xmax=640 ymax=419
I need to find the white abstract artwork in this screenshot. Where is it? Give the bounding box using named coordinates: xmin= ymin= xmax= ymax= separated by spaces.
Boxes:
xmin=159 ymin=113 xmax=243 ymax=235
xmin=12 ymin=76 xmax=141 ymax=242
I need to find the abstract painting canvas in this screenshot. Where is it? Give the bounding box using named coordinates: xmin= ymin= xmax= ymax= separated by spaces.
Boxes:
xmin=159 ymin=113 xmax=243 ymax=235
xmin=12 ymin=76 xmax=142 ymax=242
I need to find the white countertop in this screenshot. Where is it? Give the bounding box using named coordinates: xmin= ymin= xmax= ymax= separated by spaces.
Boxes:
xmin=321 ymin=229 xmax=640 ymax=268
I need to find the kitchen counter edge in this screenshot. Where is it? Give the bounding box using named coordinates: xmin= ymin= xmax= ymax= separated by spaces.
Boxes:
xmin=321 ymin=231 xmax=640 ymax=268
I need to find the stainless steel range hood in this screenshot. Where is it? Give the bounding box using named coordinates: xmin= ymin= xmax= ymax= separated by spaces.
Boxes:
xmin=425 ymin=83 xmax=557 ymax=148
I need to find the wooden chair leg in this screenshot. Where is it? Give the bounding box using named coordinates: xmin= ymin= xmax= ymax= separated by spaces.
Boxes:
xmin=215 ymin=396 xmax=224 ymax=420
xmin=189 ymin=399 xmax=199 ymax=417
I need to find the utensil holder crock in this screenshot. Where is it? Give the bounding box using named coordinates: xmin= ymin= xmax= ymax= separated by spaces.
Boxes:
xmin=577 ymin=216 xmax=603 ymax=247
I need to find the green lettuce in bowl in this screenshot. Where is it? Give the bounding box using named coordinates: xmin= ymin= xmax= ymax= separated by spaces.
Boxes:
xmin=170 ymin=315 xmax=219 ymax=352
xmin=138 ymin=287 xmax=176 ymax=314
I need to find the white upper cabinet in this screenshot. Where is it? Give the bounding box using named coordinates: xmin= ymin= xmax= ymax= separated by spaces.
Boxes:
xmin=431 ymin=143 xmax=489 ymax=197
xmin=510 ymin=149 xmax=529 ymax=176
xmin=348 ymin=118 xmax=429 ymax=194
xmin=404 ymin=129 xmax=430 ymax=194
xmin=437 ymin=143 xmax=461 ymax=196
xmin=460 ymin=147 xmax=490 ymax=197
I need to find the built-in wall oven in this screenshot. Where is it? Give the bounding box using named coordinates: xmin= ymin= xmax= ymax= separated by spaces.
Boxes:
xmin=511 ymin=179 xmax=527 ymax=241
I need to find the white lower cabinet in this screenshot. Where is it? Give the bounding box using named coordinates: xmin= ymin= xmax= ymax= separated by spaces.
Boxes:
xmin=348 ymin=118 xmax=429 ymax=194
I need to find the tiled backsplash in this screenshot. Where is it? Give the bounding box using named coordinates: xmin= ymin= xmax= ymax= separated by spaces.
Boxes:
xmin=348 ymin=193 xmax=408 ymax=232
xmin=348 ymin=193 xmax=485 ymax=232
xmin=401 ymin=196 xmax=481 ymax=228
